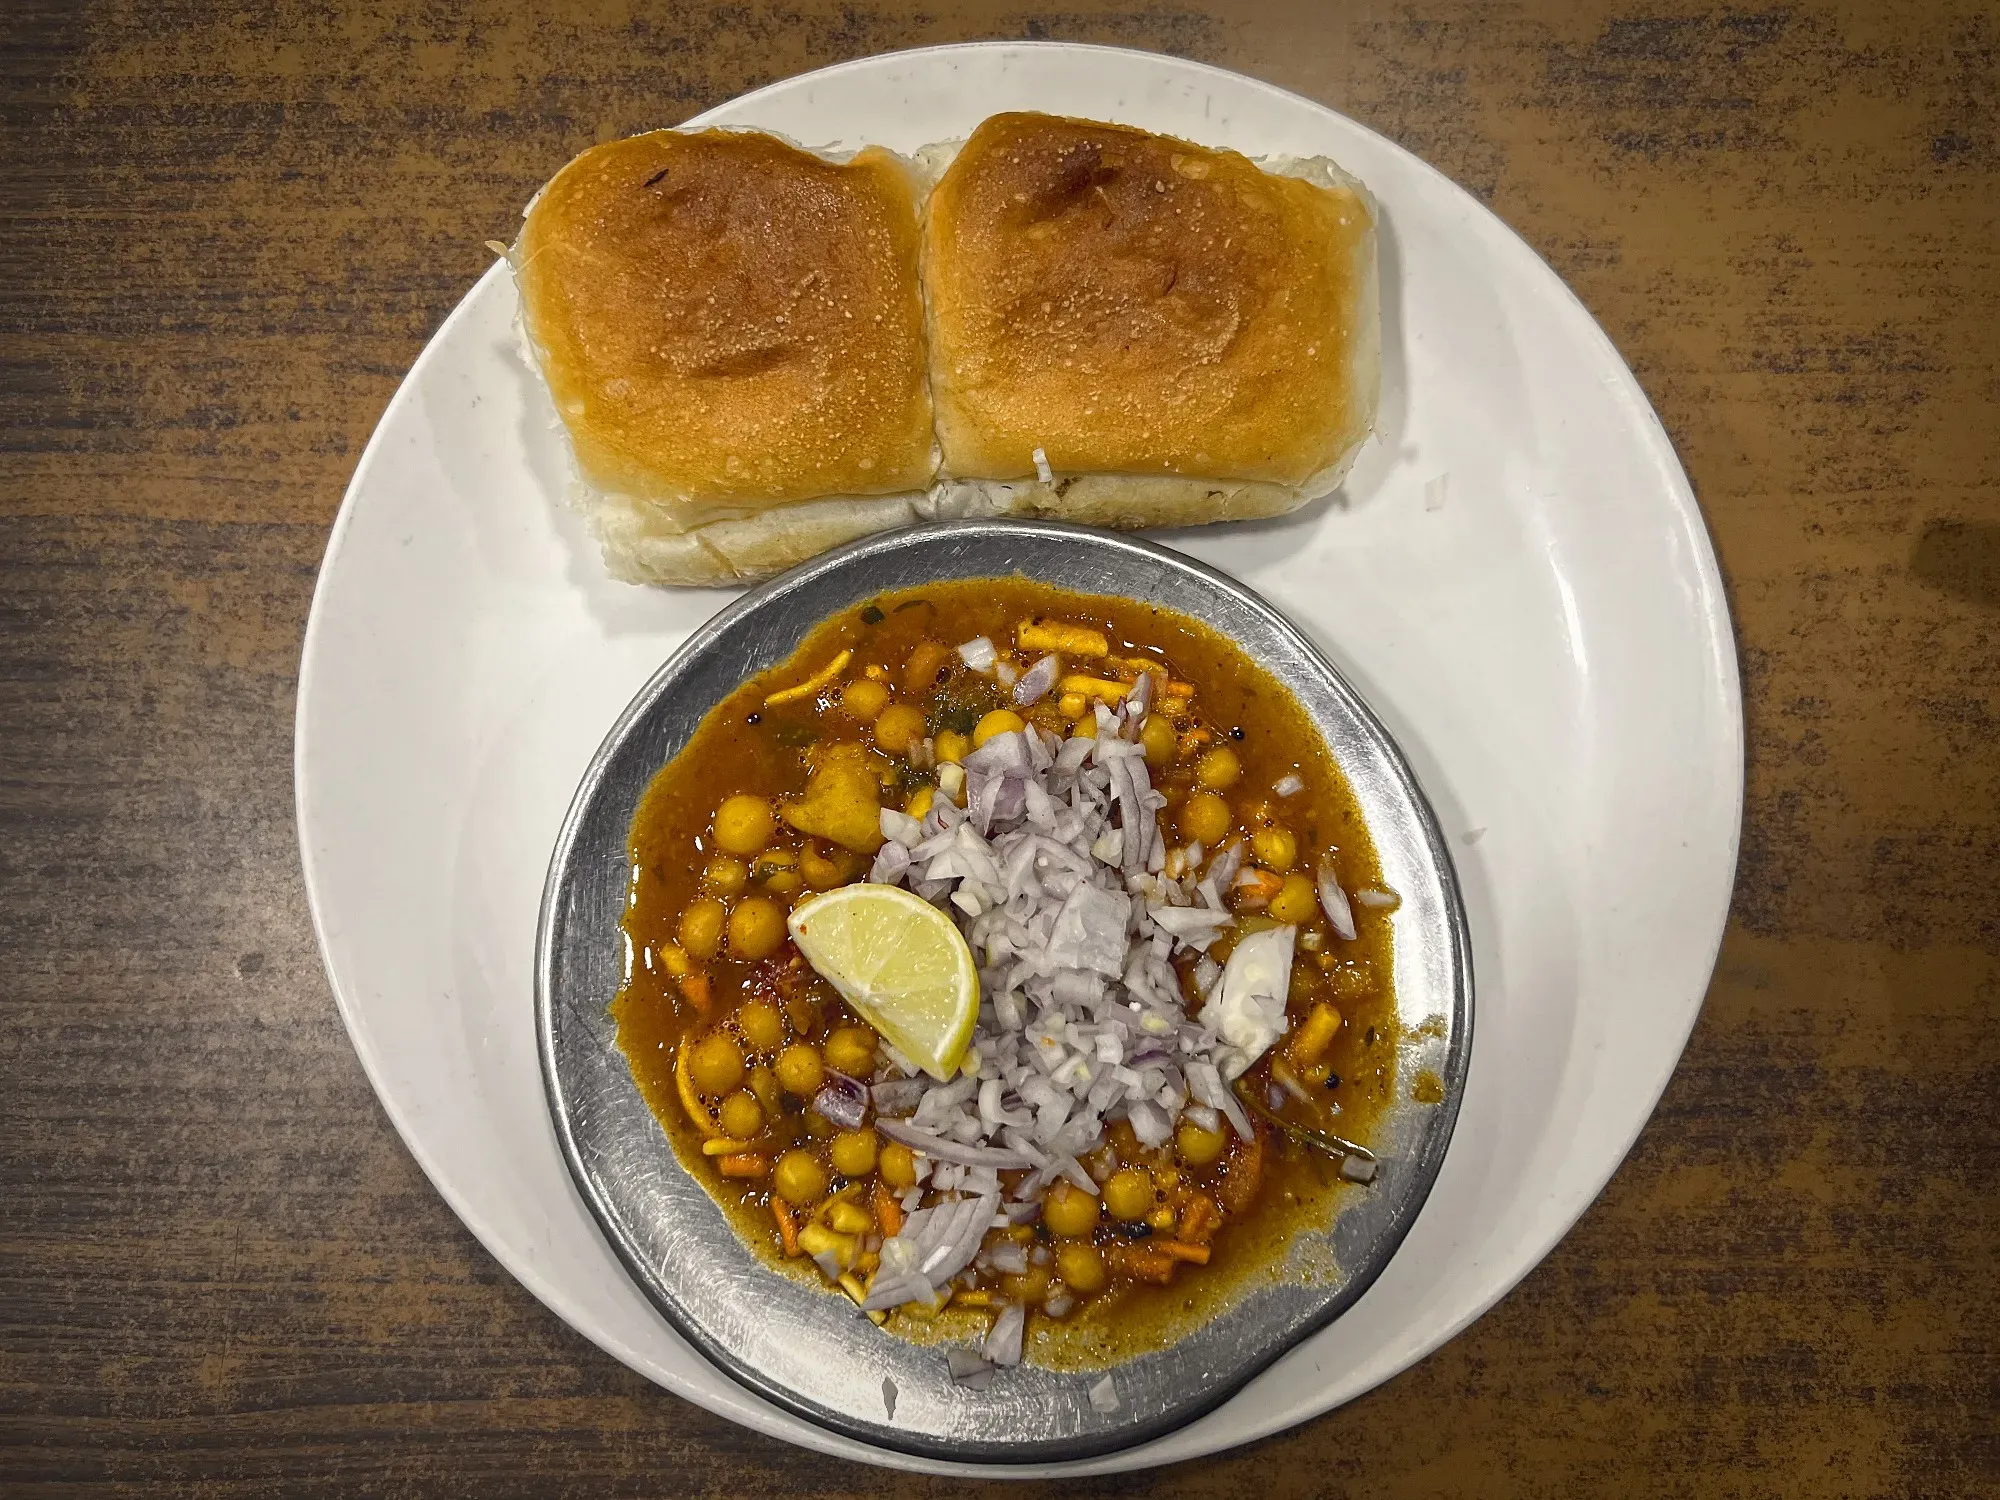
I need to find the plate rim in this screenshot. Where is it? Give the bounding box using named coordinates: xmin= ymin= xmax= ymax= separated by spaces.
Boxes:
xmin=534 ymin=517 xmax=1475 ymax=1462
xmin=294 ymin=37 xmax=1744 ymax=1475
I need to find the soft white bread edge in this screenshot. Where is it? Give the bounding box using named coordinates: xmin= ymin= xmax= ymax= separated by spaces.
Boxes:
xmin=576 ymin=484 xmax=982 ymax=587
xmin=1263 ymin=153 xmax=1382 ymax=502
xmin=567 ymin=472 xmax=1307 ymax=586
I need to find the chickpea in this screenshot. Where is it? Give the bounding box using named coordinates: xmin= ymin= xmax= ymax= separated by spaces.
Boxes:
xmin=1180 ymin=792 xmax=1232 ymax=847
xmin=902 ymin=640 xmax=951 ymax=697
xmin=773 ymin=1149 xmax=830 ymax=1206
xmin=737 ymin=997 xmax=784 ymax=1053
xmin=829 ymin=1127 xmax=878 ymax=1178
xmin=686 ymin=1031 xmax=745 ymax=1097
xmin=799 ymin=843 xmax=848 ymax=889
xmin=1269 ymin=871 xmax=1318 ymax=924
xmin=1252 ymin=826 xmax=1298 ymax=872
xmin=719 ymin=1090 xmax=764 ymax=1138
xmin=713 ymin=794 xmax=776 ymax=855
xmin=762 ymin=870 xmax=802 ymax=897
xmin=973 ymin=709 xmax=1025 ymax=747
xmin=1002 ymin=1263 xmax=1054 ymax=1305
xmin=702 ymin=857 xmax=748 ymax=897
xmin=1177 ymin=1119 xmax=1229 ymax=1166
xmin=934 ymin=730 xmax=970 ymax=764
xmin=775 ymin=1043 xmax=825 ymax=1097
xmin=728 ymin=896 xmax=787 ymax=960
xmin=750 ymin=849 xmax=797 ymax=881
xmin=823 ymin=1024 xmax=879 ymax=1078
xmin=1102 ymin=1167 xmax=1155 ymax=1222
xmin=879 ymin=1140 xmax=918 ymax=1189
xmin=678 ymin=898 xmax=725 ymax=961
xmin=1056 ymin=1241 xmax=1108 ymax=1294
xmin=839 ymin=677 xmax=890 ymax=722
xmin=874 ymin=703 xmax=927 ymax=756
xmin=1195 ymin=746 xmax=1242 ymax=791
xmin=1140 ymin=713 xmax=1177 ymax=768
xmin=1042 ymin=1181 xmax=1102 ymax=1238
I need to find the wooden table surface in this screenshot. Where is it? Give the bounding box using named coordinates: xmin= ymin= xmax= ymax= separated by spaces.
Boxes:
xmin=4 ymin=1 xmax=1995 ymax=1495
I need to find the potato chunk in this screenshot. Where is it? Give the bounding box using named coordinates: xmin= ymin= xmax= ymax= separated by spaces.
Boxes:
xmin=781 ymin=744 xmax=884 ymax=853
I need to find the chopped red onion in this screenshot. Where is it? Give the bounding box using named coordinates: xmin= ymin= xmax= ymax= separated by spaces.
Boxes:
xmin=879 ymin=808 xmax=923 ymax=846
xmin=1208 ymin=838 xmax=1246 ymax=890
xmin=860 ymin=1272 xmax=927 ymax=1313
xmin=983 ymin=1302 xmax=1026 ymax=1366
xmin=812 ymin=1083 xmax=868 ymax=1130
xmin=876 ymin=1118 xmax=1034 ymax=1169
xmin=957 ymin=636 xmax=997 ymax=672
xmin=1317 ymin=863 xmax=1358 ymax=940
xmin=1013 ymin=654 xmax=1061 ymax=706
xmin=947 ymin=1347 xmax=996 ymax=1383
xmin=868 ymin=841 xmax=912 ymax=884
xmin=1125 ymin=670 xmax=1154 ymax=715
xmin=872 ymin=1078 xmax=926 ymax=1113
xmin=1272 ymin=773 xmax=1304 ymax=797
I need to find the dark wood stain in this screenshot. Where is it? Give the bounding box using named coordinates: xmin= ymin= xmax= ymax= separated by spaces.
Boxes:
xmin=2 ymin=1 xmax=1995 ymax=1495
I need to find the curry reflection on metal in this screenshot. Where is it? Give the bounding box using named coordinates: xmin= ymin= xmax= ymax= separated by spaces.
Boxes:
xmin=535 ymin=520 xmax=1471 ymax=1463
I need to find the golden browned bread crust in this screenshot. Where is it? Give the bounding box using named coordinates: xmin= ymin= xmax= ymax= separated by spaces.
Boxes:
xmin=513 ymin=130 xmax=935 ymax=514
xmin=922 ymin=113 xmax=1376 ymax=489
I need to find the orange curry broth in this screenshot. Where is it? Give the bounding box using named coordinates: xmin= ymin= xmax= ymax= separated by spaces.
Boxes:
xmin=613 ymin=578 xmax=1396 ymax=1367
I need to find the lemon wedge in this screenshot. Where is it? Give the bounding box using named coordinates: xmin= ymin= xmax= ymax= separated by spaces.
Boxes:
xmin=787 ymin=885 xmax=978 ymax=1081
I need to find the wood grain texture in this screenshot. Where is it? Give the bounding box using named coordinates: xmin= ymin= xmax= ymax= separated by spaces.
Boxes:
xmin=3 ymin=1 xmax=1995 ymax=1495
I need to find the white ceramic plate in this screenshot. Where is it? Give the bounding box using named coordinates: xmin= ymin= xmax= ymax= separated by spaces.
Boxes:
xmin=295 ymin=42 xmax=1740 ymax=1477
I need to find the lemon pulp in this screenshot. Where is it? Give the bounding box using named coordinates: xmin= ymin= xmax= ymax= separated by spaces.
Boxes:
xmin=786 ymin=884 xmax=978 ymax=1082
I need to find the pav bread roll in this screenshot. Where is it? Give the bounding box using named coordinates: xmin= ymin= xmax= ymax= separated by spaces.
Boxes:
xmin=920 ymin=112 xmax=1379 ymax=527
xmin=511 ymin=128 xmax=938 ymax=585
xmin=510 ymin=116 xmax=1379 ymax=585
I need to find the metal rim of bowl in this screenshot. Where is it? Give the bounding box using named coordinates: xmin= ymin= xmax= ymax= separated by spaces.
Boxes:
xmin=536 ymin=518 xmax=1472 ymax=1463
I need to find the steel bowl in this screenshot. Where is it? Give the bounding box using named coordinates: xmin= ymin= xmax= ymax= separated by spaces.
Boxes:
xmin=536 ymin=519 xmax=1471 ymax=1462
